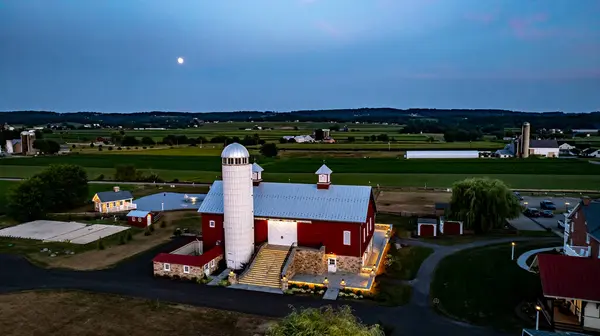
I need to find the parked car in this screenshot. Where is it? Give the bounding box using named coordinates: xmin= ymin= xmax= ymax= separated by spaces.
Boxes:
xmin=514 ymin=191 xmax=524 ymax=201
xmin=524 ymin=208 xmax=541 ymax=217
xmin=541 ymin=210 xmax=554 ymax=218
xmin=540 ymin=200 xmax=556 ymax=210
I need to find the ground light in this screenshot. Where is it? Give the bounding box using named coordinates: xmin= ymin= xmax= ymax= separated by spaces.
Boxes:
xmin=511 ymin=242 xmax=516 ymax=260
xmin=535 ymin=305 xmax=542 ymax=330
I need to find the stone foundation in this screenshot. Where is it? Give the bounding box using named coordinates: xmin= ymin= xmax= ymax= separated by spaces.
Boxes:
xmin=292 ymin=246 xmax=327 ymax=275
xmin=336 ymin=255 xmax=362 ymax=274
xmin=153 ymin=254 xmax=223 ymax=280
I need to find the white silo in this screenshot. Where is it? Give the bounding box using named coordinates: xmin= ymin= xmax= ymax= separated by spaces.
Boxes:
xmin=221 ymin=143 xmax=255 ymax=270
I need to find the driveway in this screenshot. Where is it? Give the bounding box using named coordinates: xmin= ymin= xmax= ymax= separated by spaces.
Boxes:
xmin=0 ymin=236 xmax=548 ymax=336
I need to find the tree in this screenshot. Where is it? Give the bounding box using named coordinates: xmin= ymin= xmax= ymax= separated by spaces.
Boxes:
xmin=141 ymin=136 xmax=155 ymax=145
xmin=449 ymin=178 xmax=521 ymax=233
xmin=347 ymin=136 xmax=355 ymax=143
xmin=121 ymin=136 xmax=139 ymax=146
xmin=267 ymin=306 xmax=384 ymax=336
xmin=6 ymin=165 xmax=88 ymax=221
xmin=260 ymin=143 xmax=278 ymax=157
xmin=32 ymin=139 xmax=60 ymax=154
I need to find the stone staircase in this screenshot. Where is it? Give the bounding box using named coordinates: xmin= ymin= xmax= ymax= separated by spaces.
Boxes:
xmin=239 ymin=245 xmax=289 ymax=288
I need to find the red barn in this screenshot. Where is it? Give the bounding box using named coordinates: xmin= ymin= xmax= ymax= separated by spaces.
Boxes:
xmin=198 ymin=162 xmax=377 ymax=274
xmin=440 ymin=217 xmax=463 ymax=235
xmin=126 ymin=210 xmax=158 ymax=228
xmin=417 ymin=218 xmax=438 ymax=237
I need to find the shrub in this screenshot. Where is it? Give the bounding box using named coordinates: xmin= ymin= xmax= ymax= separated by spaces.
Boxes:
xmin=149 ymin=224 xmax=155 ymax=232
xmin=160 ymin=221 xmax=166 ymax=228
xmin=97 ymin=238 xmax=105 ymax=250
xmin=126 ymin=230 xmax=133 ymax=241
xmin=144 ymin=229 xmax=152 ymax=236
xmin=118 ymin=234 xmax=126 ymax=245
xmin=108 ymin=146 xmax=113 ymax=151
xmin=217 ymin=279 xmax=230 ymax=287
xmin=142 ymin=146 xmax=147 ymax=149
xmin=117 ymin=147 xmax=122 ymax=150
xmin=96 ymin=174 xmax=105 ymax=181
xmin=98 ymin=147 xmax=103 ymax=151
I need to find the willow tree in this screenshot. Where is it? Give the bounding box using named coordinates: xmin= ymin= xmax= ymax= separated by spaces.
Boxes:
xmin=449 ymin=178 xmax=521 ymax=233
xmin=267 ymin=306 xmax=384 ymax=336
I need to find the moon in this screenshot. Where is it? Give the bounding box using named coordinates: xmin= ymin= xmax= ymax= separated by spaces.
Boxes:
xmin=177 ymin=57 xmax=184 ymax=64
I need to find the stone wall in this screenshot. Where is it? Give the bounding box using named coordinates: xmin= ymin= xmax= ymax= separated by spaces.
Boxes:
xmin=292 ymin=247 xmax=327 ymax=275
xmin=283 ymin=249 xmax=297 ymax=279
xmin=337 ymin=255 xmax=362 ymax=274
xmin=153 ymin=254 xmax=223 ymax=280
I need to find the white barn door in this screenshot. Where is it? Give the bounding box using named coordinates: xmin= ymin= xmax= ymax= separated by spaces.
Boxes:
xmin=268 ymin=220 xmax=298 ymax=246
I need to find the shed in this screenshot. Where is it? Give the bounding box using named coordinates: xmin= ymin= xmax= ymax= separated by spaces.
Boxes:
xmin=440 ymin=217 xmax=463 ymax=235
xmin=417 ymin=218 xmax=438 ymax=237
xmin=126 ymin=210 xmax=155 ymax=228
xmin=405 ymin=150 xmax=480 ymax=159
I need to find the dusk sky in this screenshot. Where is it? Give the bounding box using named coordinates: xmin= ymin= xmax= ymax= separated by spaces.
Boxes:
xmin=1 ymin=0 xmax=599 ymax=113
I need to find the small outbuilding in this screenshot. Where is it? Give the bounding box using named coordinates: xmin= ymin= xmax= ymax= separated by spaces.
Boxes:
xmin=439 ymin=217 xmax=463 ymax=235
xmin=417 ymin=218 xmax=438 ymax=237
xmin=153 ymin=241 xmax=223 ymax=279
xmin=126 ymin=210 xmax=160 ymax=228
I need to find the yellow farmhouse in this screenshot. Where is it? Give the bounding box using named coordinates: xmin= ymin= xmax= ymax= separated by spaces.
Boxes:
xmin=92 ymin=186 xmax=136 ymax=213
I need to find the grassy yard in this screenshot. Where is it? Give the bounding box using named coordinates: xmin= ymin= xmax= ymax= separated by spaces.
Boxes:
xmin=0 ymin=291 xmax=272 ymax=336
xmin=430 ymin=240 xmax=561 ymax=332
xmin=385 ymin=244 xmax=434 ymax=280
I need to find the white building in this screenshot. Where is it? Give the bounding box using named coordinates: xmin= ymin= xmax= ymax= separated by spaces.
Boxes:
xmin=220 ymin=143 xmax=255 ymax=270
xmin=282 ymin=135 xmax=314 ymax=143
xmin=508 ymin=139 xmax=559 ymax=157
xmin=405 ymin=150 xmax=480 ymax=159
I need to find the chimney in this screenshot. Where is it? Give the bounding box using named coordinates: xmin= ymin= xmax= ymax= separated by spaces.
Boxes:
xmin=582 ymin=196 xmax=591 ymax=206
xmin=113 ymin=186 xmax=120 ymax=192
xmin=315 ymin=164 xmax=332 ymax=190
xmin=252 ymin=162 xmax=264 ymax=186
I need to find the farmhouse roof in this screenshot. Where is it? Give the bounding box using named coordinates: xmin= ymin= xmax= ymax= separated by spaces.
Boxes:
xmin=198 ymin=180 xmax=372 ymax=223
xmin=538 ymin=254 xmax=600 ymax=302
xmin=315 ymin=164 xmax=333 ymax=175
xmin=126 ymin=210 xmax=150 ymax=218
xmin=95 ymin=190 xmax=134 ymax=202
xmin=530 ymin=139 xmax=558 ymax=148
xmin=418 ymin=218 xmax=438 ymax=225
xmin=153 ymin=245 xmax=223 ymax=267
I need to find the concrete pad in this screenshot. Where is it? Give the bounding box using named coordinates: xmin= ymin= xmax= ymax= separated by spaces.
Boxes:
xmin=44 ymin=225 xmax=111 ymax=243
xmin=68 ymin=226 xmax=129 ymax=244
xmin=0 ymin=220 xmax=86 ymax=240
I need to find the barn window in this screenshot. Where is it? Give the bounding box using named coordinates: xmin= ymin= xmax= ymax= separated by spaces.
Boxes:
xmin=183 ymin=265 xmax=190 ymax=274
xmin=210 ymin=259 xmax=215 ymax=267
xmin=587 ymin=234 xmax=590 ymax=245
xmin=138 ymin=217 xmax=142 ymax=223
xmin=209 ymin=220 xmax=215 ymax=228
xmin=163 ymin=263 xmax=171 ymax=272
xmin=343 ymin=231 xmax=351 ymax=246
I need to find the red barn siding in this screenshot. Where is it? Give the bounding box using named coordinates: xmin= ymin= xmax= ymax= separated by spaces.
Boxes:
xmin=591 ymin=239 xmax=600 ymax=259
xmin=360 ymin=198 xmax=376 ymax=254
xmin=298 ymin=220 xmax=361 ymax=257
xmin=202 ymin=214 xmax=224 ymax=251
xmin=569 ymin=207 xmax=588 ymax=247
xmin=419 ymin=224 xmax=435 ymax=237
xmin=254 ymin=219 xmax=268 ymax=244
xmin=444 ymin=221 xmax=462 ymax=235
xmin=128 ymin=214 xmax=151 ymax=228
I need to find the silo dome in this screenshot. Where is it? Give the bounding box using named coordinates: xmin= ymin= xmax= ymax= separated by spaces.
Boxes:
xmin=221 ymin=143 xmax=249 ymax=159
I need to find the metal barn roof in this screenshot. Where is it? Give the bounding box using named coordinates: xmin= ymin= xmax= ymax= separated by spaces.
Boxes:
xmin=405 ymin=150 xmax=480 ymax=159
xmin=530 ymin=139 xmax=559 ymax=149
xmin=198 ymin=181 xmax=371 ymax=223
xmin=252 ymin=163 xmax=264 ymax=172
xmin=126 ymin=210 xmax=150 ymax=218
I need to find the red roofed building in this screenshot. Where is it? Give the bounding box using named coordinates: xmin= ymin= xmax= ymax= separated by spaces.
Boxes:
xmin=563 ymin=197 xmax=600 ymax=259
xmin=537 ymin=254 xmax=600 ymax=332
xmin=153 ymin=239 xmax=223 ymax=279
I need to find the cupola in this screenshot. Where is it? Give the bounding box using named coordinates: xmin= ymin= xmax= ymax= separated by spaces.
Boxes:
xmin=252 ymin=162 xmax=264 ymax=186
xmin=315 ymin=164 xmax=332 ymax=189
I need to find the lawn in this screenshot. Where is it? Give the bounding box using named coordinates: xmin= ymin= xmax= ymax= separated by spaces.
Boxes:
xmin=385 ymin=244 xmax=434 ymax=280
xmin=430 ymin=240 xmax=561 ymax=332
xmin=0 ymin=291 xmax=272 ymax=336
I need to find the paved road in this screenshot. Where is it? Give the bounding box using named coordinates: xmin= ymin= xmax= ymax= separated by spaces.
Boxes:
xmin=0 ymin=236 xmax=557 ymax=336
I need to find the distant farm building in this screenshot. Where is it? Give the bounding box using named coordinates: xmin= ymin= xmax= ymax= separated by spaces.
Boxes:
xmin=417 ymin=218 xmax=438 ymax=237
xmin=93 ymin=186 xmax=136 ymax=213
xmin=126 ymin=210 xmax=161 ymax=228
xmin=405 ymin=150 xmax=480 ymax=159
